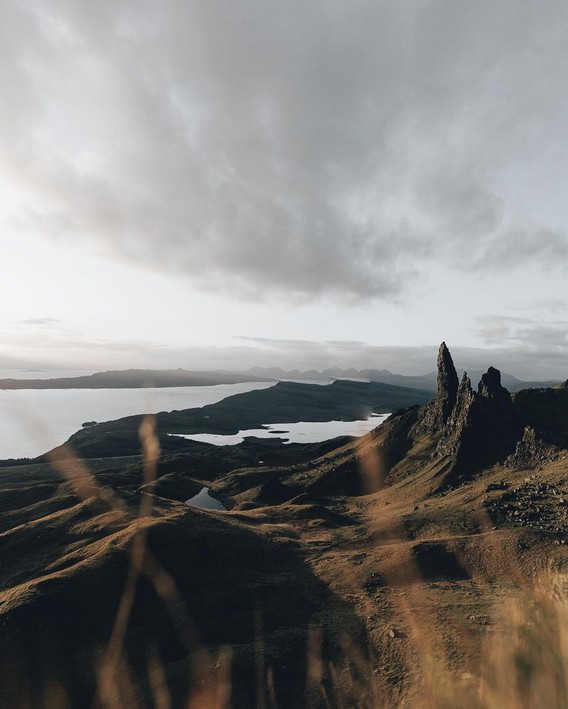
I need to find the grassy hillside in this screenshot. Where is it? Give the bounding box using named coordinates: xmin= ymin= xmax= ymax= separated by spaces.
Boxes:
xmin=1 ymin=355 xmax=568 ymax=707
xmin=51 ymin=379 xmax=432 ymax=459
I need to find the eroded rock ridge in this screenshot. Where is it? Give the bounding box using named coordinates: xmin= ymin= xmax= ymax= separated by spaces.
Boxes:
xmin=422 ymin=344 xmax=523 ymax=480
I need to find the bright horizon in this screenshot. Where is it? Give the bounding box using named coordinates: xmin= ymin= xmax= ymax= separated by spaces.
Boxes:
xmin=1 ymin=2 xmax=567 ymax=380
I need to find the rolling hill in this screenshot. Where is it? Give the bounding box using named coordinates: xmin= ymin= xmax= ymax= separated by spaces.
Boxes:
xmin=0 ymin=344 xmax=567 ymax=707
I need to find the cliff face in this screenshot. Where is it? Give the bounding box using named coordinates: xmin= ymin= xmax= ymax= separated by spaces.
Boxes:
xmin=420 ymin=343 xmax=459 ymax=431
xmin=441 ymin=365 xmax=521 ymax=476
xmin=513 ymin=384 xmax=568 ymax=449
xmin=436 ymin=342 xmax=460 ymax=425
xmin=418 ymin=344 xmax=523 ymax=482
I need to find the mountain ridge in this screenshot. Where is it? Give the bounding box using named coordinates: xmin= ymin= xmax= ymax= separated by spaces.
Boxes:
xmin=0 ymin=365 xmax=558 ymax=391
xmin=246 ymin=365 xmax=559 ymax=391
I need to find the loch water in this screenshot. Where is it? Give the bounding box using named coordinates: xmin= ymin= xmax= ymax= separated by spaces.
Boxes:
xmin=169 ymin=414 xmax=391 ymax=446
xmin=0 ymin=380 xmax=275 ymax=459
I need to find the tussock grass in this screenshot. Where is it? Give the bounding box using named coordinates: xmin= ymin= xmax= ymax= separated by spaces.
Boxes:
xmin=2 ymin=410 xmax=568 ymax=708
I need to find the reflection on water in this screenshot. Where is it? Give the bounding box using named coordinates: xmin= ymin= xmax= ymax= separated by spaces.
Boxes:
xmin=0 ymin=381 xmax=275 ymax=459
xmin=171 ymin=414 xmax=390 ymax=446
xmin=185 ymin=487 xmax=226 ymax=510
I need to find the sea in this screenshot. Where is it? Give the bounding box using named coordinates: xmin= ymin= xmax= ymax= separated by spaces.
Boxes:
xmin=0 ymin=373 xmax=274 ymax=460
xmin=0 ymin=370 xmax=389 ymax=460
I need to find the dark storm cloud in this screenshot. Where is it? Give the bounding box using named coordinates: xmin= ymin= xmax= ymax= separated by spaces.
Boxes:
xmin=2 ymin=0 xmax=568 ymax=298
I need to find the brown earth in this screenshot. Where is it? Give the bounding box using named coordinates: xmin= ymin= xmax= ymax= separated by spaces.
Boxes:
xmin=1 ymin=349 xmax=568 ymax=708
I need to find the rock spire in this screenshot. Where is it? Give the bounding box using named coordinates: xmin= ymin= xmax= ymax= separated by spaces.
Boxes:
xmin=419 ymin=342 xmax=460 ymax=431
xmin=439 ymin=364 xmax=522 ymax=480
xmin=436 ymin=342 xmax=459 ymax=425
xmin=417 ymin=343 xmax=523 ymax=482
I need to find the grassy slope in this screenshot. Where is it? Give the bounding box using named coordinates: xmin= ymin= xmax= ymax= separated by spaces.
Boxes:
xmin=1 ymin=385 xmax=568 ymax=706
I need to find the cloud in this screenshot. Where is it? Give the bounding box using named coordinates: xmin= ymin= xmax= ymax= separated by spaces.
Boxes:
xmin=473 ymin=314 xmax=534 ymax=343
xmin=12 ymin=318 xmax=61 ymax=326
xmin=236 ymin=334 xmax=568 ymax=381
xmin=2 ymin=0 xmax=568 ymax=299
xmin=470 ymin=226 xmax=568 ymax=272
xmin=1 ymin=324 xmax=566 ymax=380
xmin=473 ymin=314 xmax=568 ymax=376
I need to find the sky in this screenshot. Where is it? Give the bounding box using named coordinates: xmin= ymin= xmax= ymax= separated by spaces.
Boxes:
xmin=0 ymin=0 xmax=567 ymax=379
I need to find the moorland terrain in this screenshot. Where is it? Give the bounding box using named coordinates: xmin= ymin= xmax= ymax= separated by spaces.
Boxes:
xmin=0 ymin=344 xmax=567 ymax=707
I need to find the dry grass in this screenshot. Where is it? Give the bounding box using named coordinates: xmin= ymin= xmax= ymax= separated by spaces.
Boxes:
xmin=2 ymin=411 xmax=568 ymax=708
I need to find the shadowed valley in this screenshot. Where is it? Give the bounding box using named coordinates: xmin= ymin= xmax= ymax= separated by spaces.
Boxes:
xmin=1 ymin=346 xmax=568 ymax=707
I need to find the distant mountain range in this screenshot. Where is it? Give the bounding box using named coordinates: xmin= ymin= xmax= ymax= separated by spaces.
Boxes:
xmin=0 ymin=366 xmax=560 ymax=391
xmin=244 ymin=366 xmax=561 ymax=392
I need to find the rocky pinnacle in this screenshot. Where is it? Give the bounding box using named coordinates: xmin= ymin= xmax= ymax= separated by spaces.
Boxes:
xmin=437 ymin=342 xmax=459 ymax=424
xmin=478 ymin=366 xmax=503 ymax=398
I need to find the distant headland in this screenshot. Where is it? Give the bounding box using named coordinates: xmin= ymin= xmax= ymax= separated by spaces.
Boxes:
xmin=0 ymin=368 xmax=271 ymax=389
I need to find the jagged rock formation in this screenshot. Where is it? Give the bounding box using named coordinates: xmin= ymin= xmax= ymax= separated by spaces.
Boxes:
xmin=417 ymin=344 xmax=523 ymax=482
xmin=420 ymin=343 xmax=459 ymax=431
xmin=436 ymin=342 xmax=460 ymax=424
xmin=505 ymin=426 xmax=555 ymax=469
xmin=448 ymin=372 xmax=476 ymax=430
xmin=439 ymin=364 xmax=522 ymax=478
xmin=514 ymin=384 xmax=568 ymax=448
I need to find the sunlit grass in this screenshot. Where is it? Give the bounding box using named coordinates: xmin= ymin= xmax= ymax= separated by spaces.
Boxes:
xmin=2 ymin=409 xmax=568 ymax=707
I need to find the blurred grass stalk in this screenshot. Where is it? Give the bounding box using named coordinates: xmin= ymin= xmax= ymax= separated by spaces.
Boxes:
xmin=9 ymin=409 xmax=568 ymax=708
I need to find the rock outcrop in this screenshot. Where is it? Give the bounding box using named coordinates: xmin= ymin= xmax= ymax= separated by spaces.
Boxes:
xmin=437 ymin=362 xmax=522 ymax=480
xmin=419 ymin=342 xmax=460 ymax=432
xmin=505 ymin=426 xmax=555 ymax=469
xmin=436 ymin=342 xmax=460 ymax=425
xmin=513 ymin=384 xmax=568 ymax=448
xmin=417 ymin=343 xmax=523 ymax=483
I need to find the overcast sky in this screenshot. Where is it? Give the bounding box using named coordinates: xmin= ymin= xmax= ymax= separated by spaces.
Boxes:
xmin=0 ymin=0 xmax=567 ymax=379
